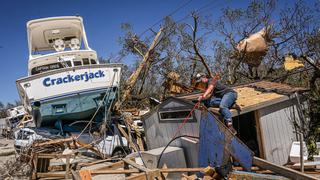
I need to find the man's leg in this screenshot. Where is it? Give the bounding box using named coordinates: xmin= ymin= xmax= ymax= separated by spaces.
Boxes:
xmin=219 ymin=92 xmax=237 ymax=124
xmin=204 ymin=97 xmax=221 ymax=107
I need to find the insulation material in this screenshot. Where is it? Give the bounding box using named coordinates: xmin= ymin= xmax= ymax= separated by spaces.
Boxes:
xmin=167 ymin=71 xmax=180 ymax=81
xmin=236 ymin=28 xmax=269 ymax=67
xmin=284 ymin=55 xmax=304 ymax=71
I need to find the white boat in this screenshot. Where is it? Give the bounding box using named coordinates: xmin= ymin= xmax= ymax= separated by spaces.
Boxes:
xmin=16 ymin=16 xmax=122 ymax=127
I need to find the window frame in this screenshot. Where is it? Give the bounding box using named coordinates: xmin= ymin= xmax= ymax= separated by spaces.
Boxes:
xmin=158 ymin=108 xmax=196 ymax=123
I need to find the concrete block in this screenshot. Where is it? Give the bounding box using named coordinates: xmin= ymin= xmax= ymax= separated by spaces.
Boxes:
xmin=141 ymin=146 xmax=186 ymax=179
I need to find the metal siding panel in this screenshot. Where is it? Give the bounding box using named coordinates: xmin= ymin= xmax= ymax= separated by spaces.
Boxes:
xmin=261 ymin=113 xmax=274 ymax=162
xmin=280 ymin=108 xmax=291 ymax=163
xmin=271 ymin=110 xmax=283 ymax=164
xmin=259 ymin=102 xmax=296 ymax=165
xmin=269 ymin=113 xmax=281 ymax=163
xmin=144 ymin=99 xmax=201 ymax=150
xmin=198 ymin=110 xmax=253 ymax=171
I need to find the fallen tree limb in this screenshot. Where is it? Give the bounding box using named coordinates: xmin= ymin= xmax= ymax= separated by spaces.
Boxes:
xmin=115 ymin=28 xmax=163 ymax=110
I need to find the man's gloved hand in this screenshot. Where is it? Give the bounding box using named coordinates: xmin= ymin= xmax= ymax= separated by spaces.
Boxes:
xmin=198 ymin=95 xmax=204 ymax=102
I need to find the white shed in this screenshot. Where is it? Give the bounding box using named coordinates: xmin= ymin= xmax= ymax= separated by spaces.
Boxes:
xmin=179 ymin=81 xmax=307 ymax=165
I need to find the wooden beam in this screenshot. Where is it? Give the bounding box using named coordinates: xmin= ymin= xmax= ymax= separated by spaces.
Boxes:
xmin=89 ymin=167 xmax=205 ymax=175
xmin=229 ymin=170 xmax=289 ymax=180
xmin=123 ymin=159 xmax=162 ymax=179
xmin=126 ymin=172 xmax=148 ymax=180
xmin=117 ymin=124 xmax=139 ymax=152
xmin=95 ymin=161 xmax=125 ymax=171
xmin=37 ymin=173 xmax=69 ymax=178
xmin=92 ymin=169 xmax=140 ymax=174
xmin=123 ymin=158 xmax=150 ymax=172
xmin=160 ymin=168 xmax=204 ymax=173
xmin=79 ymin=170 xmax=92 ymax=180
xmin=71 ymin=170 xmax=81 ymax=180
xmin=33 ymin=137 xmax=74 ymax=147
xmin=79 ymin=158 xmax=115 ymax=167
xmin=254 ymin=110 xmax=266 ymax=159
xmin=65 ymin=155 xmax=70 ymax=179
xmin=253 ymin=157 xmax=318 ymax=180
xmin=37 ymin=153 xmax=75 ymax=159
xmin=76 ymin=140 xmax=102 ymax=156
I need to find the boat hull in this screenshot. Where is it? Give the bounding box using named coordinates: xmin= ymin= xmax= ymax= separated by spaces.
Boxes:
xmin=34 ymin=86 xmax=117 ymax=126
xmin=16 ymin=64 xmax=122 ymax=126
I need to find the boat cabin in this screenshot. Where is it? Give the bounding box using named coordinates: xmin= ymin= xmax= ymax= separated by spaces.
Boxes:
xmin=27 ymin=16 xmax=98 ymax=76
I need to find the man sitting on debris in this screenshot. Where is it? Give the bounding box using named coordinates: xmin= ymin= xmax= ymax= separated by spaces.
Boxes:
xmin=196 ymin=73 xmax=238 ymax=132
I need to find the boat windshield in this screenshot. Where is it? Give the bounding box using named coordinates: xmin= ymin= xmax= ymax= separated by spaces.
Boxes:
xmin=31 ymin=58 xmax=97 ymax=75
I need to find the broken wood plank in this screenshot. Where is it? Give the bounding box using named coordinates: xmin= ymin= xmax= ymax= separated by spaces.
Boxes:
xmin=229 ymin=170 xmax=289 ymax=180
xmin=160 ymin=168 xmax=204 ymax=173
xmin=94 ymin=160 xmax=125 ymax=171
xmin=37 ymin=153 xmax=76 ymax=159
xmin=136 ymin=133 xmax=144 ymax=151
xmin=125 ymin=170 xmax=162 ymax=180
xmin=76 ymin=140 xmax=102 ymax=156
xmin=33 ymin=137 xmax=74 ymax=147
xmin=117 ymin=124 xmax=139 ymax=152
xmin=91 ymin=169 xmax=140 ymax=174
xmin=37 ymin=172 xmax=69 ymax=178
xmin=89 ymin=167 xmax=206 ymax=174
xmin=123 ymin=158 xmax=162 ymax=179
xmin=123 ymin=158 xmax=150 ymax=172
xmin=79 ymin=169 xmax=92 ymax=180
xmin=79 ymin=158 xmax=114 ymax=167
xmin=71 ymin=170 xmax=81 ymax=180
xmin=126 ymin=172 xmax=148 ymax=180
xmin=65 ymin=155 xmax=70 ymax=179
xmin=253 ymin=156 xmax=318 ymax=180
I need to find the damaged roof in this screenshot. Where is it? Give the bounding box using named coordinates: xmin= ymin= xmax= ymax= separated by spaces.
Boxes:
xmin=178 ymin=81 xmax=308 ymax=116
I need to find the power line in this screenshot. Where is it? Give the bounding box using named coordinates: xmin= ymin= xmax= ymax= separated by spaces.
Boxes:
xmin=138 ymin=0 xmax=194 ymax=38
xmin=153 ymin=0 xmax=231 ymax=41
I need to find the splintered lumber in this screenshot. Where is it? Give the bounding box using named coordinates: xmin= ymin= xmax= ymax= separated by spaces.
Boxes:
xmin=79 ymin=158 xmax=116 ymax=167
xmin=123 ymin=158 xmax=162 ymax=179
xmin=89 ymin=167 xmax=206 ymax=174
xmin=76 ymin=139 xmax=102 ymax=156
xmin=71 ymin=170 xmax=81 ymax=180
xmin=160 ymin=168 xmax=204 ymax=173
xmin=95 ymin=160 xmax=125 ymax=171
xmin=115 ymin=28 xmax=163 ymax=109
xmin=79 ymin=170 xmax=92 ymax=180
xmin=37 ymin=172 xmax=70 ymax=178
xmin=117 ymin=124 xmax=139 ymax=152
xmin=136 ymin=132 xmax=144 ymax=151
xmin=92 ymin=169 xmax=140 ymax=174
xmin=123 ymin=158 xmax=150 ymax=172
xmin=229 ymin=170 xmax=289 ymax=180
xmin=33 ymin=137 xmax=74 ymax=147
xmin=253 ymin=156 xmax=318 ymax=180
xmin=126 ymin=173 xmax=150 ymax=180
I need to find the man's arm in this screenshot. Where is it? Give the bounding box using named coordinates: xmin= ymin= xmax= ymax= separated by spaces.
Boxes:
xmin=198 ymin=84 xmax=214 ymax=101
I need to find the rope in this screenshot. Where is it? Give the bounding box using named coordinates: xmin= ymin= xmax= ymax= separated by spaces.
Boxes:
xmin=172 ymin=101 xmax=200 ymax=138
xmin=76 ymin=70 xmax=118 ymax=139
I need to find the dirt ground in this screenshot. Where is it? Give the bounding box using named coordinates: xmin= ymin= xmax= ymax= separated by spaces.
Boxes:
xmin=0 ymin=138 xmax=16 ymax=163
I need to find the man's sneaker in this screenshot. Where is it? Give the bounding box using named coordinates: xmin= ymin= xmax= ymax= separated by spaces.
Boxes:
xmin=226 ymin=122 xmax=237 ymax=135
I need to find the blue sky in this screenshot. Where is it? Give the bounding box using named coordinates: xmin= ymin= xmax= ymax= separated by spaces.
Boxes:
xmin=0 ymin=0 xmax=238 ymax=104
xmin=0 ymin=0 xmax=314 ymax=104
